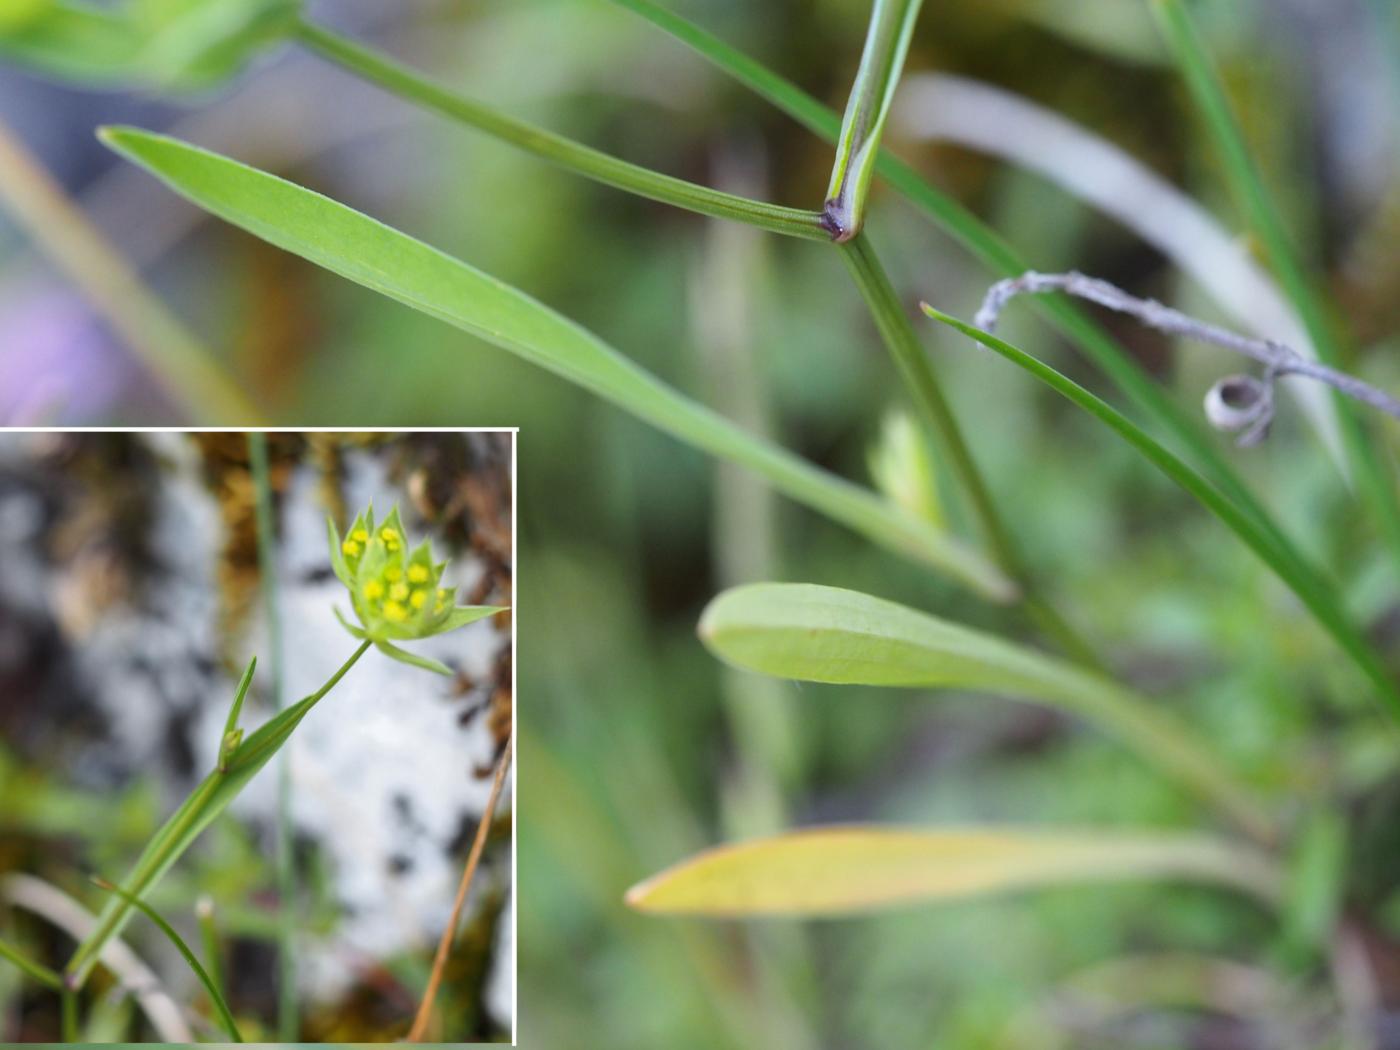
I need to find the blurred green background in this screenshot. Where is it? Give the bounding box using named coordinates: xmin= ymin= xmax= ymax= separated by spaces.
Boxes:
xmin=3 ymin=0 xmax=1400 ymax=1045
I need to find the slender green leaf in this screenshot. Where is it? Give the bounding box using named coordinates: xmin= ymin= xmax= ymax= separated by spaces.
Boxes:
xmin=700 ymin=583 xmax=1272 ymax=840
xmin=921 ymin=305 xmax=1400 ymax=720
xmin=0 ymin=936 xmax=63 ymax=990
xmin=1150 ymin=0 xmax=1400 ymax=571
xmin=65 ymin=640 xmax=372 ymax=987
xmin=92 ymin=879 xmax=244 ymax=1042
xmin=99 ymin=126 xmax=1014 ymax=602
xmin=220 ymin=656 xmax=256 ymax=744
xmin=294 ymin=20 xmax=827 ymax=242
xmin=626 ymin=825 xmax=1281 ymax=916
xmin=821 ymin=0 xmax=923 ymax=240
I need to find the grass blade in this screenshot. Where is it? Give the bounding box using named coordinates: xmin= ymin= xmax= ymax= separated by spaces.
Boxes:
xmin=921 ymin=306 xmax=1400 ymax=719
xmin=0 ymin=936 xmax=63 ymax=990
xmin=1150 ymin=0 xmax=1400 ymax=569
xmin=92 ymin=878 xmax=244 ymax=1042
xmin=99 ymin=126 xmax=1014 ymax=601
xmin=821 ymin=0 xmax=923 ymax=240
xmin=626 ymin=825 xmax=1282 ymax=916
xmin=294 ymin=20 xmax=827 ymax=242
xmin=700 ymin=582 xmax=1273 ymax=840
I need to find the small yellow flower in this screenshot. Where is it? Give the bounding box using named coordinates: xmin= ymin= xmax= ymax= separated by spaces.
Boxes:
xmin=330 ymin=503 xmax=503 ymax=673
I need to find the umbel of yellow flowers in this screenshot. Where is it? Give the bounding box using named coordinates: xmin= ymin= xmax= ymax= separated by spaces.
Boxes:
xmin=329 ymin=504 xmax=504 ymax=675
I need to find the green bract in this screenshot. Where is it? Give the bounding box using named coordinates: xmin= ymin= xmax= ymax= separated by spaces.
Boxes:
xmin=328 ymin=504 xmax=503 ymax=676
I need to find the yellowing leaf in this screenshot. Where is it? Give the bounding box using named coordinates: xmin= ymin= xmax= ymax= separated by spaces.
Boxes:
xmin=626 ymin=825 xmax=1281 ymax=917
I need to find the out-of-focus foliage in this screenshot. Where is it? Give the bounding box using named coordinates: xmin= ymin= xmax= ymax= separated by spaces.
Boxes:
xmin=0 ymin=0 xmax=297 ymax=90
xmin=1 ymin=0 xmax=1399 ymax=1046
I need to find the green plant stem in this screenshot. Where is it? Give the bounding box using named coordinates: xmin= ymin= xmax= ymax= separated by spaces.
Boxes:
xmin=841 ymin=235 xmax=1103 ymax=668
xmin=1150 ymin=0 xmax=1400 ymax=570
xmin=821 ymin=0 xmax=924 ymax=240
xmin=247 ymin=432 xmax=296 ymax=1042
xmin=607 ymin=0 xmax=1310 ymax=575
xmin=0 ymin=117 xmax=261 ymax=423
xmin=0 ymin=936 xmax=63 ymax=990
xmin=93 ymin=879 xmax=244 ymax=1042
xmin=65 ymin=640 xmax=372 ymax=988
xmin=293 ymin=19 xmax=828 ymax=242
xmin=926 ymin=306 xmax=1400 ymax=717
xmin=61 ymin=986 xmax=77 ymax=1041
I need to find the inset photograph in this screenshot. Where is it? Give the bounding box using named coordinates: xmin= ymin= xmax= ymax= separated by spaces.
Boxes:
xmin=0 ymin=429 xmax=513 ymax=1043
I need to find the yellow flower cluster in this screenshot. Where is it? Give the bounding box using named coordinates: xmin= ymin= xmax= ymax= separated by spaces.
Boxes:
xmin=328 ymin=504 xmax=497 ymax=665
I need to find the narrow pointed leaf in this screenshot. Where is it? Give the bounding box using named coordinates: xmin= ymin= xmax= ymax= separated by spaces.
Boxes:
xmin=294 ymin=21 xmax=827 ymax=241
xmin=1151 ymin=0 xmax=1400 ymax=574
xmin=92 ymin=879 xmax=244 ymax=1042
xmin=626 ymin=825 xmax=1282 ymax=916
xmin=921 ymin=306 xmax=1400 ymax=720
xmin=700 ymin=583 xmax=1272 ymax=840
xmin=99 ymin=126 xmax=1013 ymax=602
xmin=0 ymin=936 xmax=63 ymax=990
xmin=221 ymin=655 xmax=256 ymax=742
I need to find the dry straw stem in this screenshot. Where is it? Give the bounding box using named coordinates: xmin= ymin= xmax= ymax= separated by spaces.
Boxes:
xmin=976 ymin=271 xmax=1400 ymax=439
xmin=406 ymin=732 xmax=513 ymax=1043
xmin=0 ymin=118 xmax=261 ymax=424
xmin=1 ymin=873 xmax=193 ymax=1042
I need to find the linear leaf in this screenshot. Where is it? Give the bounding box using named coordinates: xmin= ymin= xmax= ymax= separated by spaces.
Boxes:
xmin=700 ymin=583 xmax=1272 ymax=840
xmin=921 ymin=306 xmax=1400 ymax=720
xmin=1150 ymin=0 xmax=1400 ymax=572
xmin=294 ymin=21 xmax=826 ymax=242
xmin=92 ymin=879 xmax=244 ymax=1042
xmin=99 ymin=126 xmax=1013 ymax=602
xmin=626 ymin=825 xmax=1281 ymax=916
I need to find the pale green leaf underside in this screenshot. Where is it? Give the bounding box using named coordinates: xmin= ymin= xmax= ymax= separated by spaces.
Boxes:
xmin=97 ymin=126 xmax=1012 ymax=603
xmin=699 ymin=583 xmax=1271 ymax=840
xmin=626 ymin=825 xmax=1281 ymax=916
